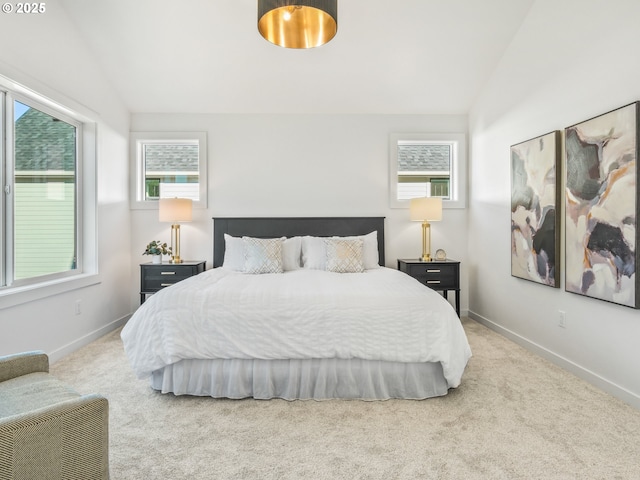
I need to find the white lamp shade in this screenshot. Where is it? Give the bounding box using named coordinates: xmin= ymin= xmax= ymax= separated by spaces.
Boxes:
xmin=410 ymin=197 xmax=442 ymax=222
xmin=159 ymin=198 xmax=192 ymax=223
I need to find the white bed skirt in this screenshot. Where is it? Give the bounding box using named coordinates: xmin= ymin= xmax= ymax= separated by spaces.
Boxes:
xmin=150 ymin=358 xmax=449 ymax=401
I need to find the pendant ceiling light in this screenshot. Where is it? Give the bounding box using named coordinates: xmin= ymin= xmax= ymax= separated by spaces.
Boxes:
xmin=258 ymin=0 xmax=338 ymax=49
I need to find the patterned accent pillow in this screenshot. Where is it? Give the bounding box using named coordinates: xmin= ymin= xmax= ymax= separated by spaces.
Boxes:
xmin=243 ymin=237 xmax=284 ymax=274
xmin=325 ymin=238 xmax=365 ymax=273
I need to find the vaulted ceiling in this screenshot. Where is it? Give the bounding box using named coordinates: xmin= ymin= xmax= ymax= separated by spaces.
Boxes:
xmin=60 ymin=0 xmax=534 ymax=114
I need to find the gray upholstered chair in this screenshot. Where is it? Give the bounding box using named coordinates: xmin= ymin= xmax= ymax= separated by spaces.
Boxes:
xmin=0 ymin=351 xmax=109 ymax=479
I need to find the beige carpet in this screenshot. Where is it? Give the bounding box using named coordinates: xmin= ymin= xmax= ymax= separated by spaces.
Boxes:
xmin=50 ymin=318 xmax=640 ymax=480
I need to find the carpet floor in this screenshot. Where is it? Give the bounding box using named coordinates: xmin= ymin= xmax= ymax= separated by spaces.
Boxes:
xmin=50 ymin=318 xmax=640 ymax=479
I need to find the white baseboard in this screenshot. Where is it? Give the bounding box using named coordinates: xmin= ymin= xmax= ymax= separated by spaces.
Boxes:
xmin=468 ymin=310 xmax=640 ymax=411
xmin=49 ymin=314 xmax=130 ymax=364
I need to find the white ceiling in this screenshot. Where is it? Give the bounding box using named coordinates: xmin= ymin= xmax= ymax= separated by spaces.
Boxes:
xmin=60 ymin=0 xmax=534 ymax=115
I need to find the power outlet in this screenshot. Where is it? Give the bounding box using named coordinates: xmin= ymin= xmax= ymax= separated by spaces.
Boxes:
xmin=558 ymin=310 xmax=566 ymax=328
xmin=75 ymin=300 xmax=82 ymax=315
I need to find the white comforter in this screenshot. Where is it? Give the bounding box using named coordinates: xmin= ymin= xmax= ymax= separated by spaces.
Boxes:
xmin=121 ymin=267 xmax=471 ymax=388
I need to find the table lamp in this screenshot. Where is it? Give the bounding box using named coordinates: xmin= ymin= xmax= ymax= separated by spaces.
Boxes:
xmin=410 ymin=197 xmax=442 ymax=262
xmin=158 ymin=198 xmax=192 ymax=264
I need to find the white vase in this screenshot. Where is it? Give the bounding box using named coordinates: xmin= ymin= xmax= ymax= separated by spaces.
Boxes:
xmin=152 ymin=255 xmax=162 ymax=264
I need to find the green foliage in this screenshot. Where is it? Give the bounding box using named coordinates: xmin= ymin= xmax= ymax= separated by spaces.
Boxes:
xmin=143 ymin=240 xmax=172 ymax=256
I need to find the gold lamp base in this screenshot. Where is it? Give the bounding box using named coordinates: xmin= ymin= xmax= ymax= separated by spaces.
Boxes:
xmin=420 ymin=221 xmax=433 ymax=262
xmin=169 ymin=224 xmax=183 ymax=264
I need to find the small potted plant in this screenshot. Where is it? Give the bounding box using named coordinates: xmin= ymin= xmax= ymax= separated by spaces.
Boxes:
xmin=143 ymin=240 xmax=172 ymax=264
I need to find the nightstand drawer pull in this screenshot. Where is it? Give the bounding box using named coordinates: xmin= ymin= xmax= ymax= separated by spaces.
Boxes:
xmin=161 ymin=271 xmax=176 ymax=275
xmin=426 ymin=280 xmax=441 ymax=284
xmin=160 ymin=283 xmax=174 ymax=287
xmin=426 ymin=269 xmax=441 ymax=273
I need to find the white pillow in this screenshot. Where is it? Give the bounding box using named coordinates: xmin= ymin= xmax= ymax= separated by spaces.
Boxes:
xmin=243 ymin=237 xmax=284 ymax=274
xmin=282 ymin=236 xmax=302 ymax=271
xmin=325 ymin=238 xmax=365 ymax=273
xmin=223 ymin=234 xmax=302 ymax=272
xmin=357 ymin=231 xmax=380 ymax=269
xmin=222 ymin=233 xmax=244 ymax=271
xmin=301 ymin=235 xmax=327 ymax=270
xmin=302 ymin=231 xmax=379 ymax=270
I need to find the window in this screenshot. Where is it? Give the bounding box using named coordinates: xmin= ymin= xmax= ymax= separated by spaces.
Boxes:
xmin=13 ymin=100 xmax=78 ymax=280
xmin=389 ymin=133 xmax=466 ymax=209
xmin=0 ymin=75 xmax=97 ymax=295
xmin=130 ymin=132 xmax=207 ymax=209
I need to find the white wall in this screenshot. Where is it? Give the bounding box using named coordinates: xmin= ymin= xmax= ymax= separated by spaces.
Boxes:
xmin=468 ymin=0 xmax=640 ymax=408
xmin=0 ymin=1 xmax=132 ymax=361
xmin=130 ymin=113 xmax=469 ymax=312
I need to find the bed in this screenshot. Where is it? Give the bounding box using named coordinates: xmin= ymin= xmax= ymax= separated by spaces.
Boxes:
xmin=121 ymin=217 xmax=471 ymax=400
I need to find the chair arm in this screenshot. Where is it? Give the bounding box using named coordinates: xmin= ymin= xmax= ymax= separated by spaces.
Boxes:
xmin=0 ymin=350 xmax=49 ymax=383
xmin=0 ymin=393 xmax=109 ymax=479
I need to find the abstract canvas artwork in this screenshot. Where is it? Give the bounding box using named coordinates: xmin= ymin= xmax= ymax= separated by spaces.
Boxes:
xmin=511 ymin=131 xmax=560 ymax=287
xmin=565 ymin=102 xmax=639 ymax=308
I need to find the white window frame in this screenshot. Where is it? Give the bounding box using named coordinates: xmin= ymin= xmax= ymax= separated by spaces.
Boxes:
xmin=0 ymin=73 xmax=98 ymax=308
xmin=130 ymin=131 xmax=207 ymax=210
xmin=7 ymin=93 xmax=83 ymax=287
xmin=389 ymin=132 xmax=467 ymax=209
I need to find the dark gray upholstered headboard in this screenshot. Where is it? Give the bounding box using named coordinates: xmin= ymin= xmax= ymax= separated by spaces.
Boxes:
xmin=213 ymin=217 xmax=385 ymax=268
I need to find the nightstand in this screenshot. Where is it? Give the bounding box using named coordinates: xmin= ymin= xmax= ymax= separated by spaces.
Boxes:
xmin=140 ymin=260 xmax=206 ymax=304
xmin=397 ymin=259 xmax=460 ymax=316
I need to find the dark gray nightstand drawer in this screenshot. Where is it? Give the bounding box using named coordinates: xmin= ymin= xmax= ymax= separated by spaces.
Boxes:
xmin=140 ymin=261 xmax=206 ymax=303
xmin=142 ymin=266 xmax=194 ymax=290
xmin=404 ymin=263 xmax=458 ymax=288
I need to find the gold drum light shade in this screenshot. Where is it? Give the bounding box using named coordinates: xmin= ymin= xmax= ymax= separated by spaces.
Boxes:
xmin=410 ymin=197 xmax=443 ymax=262
xmin=159 ymin=198 xmax=193 ymax=264
xmin=258 ymin=0 xmax=338 ymax=49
